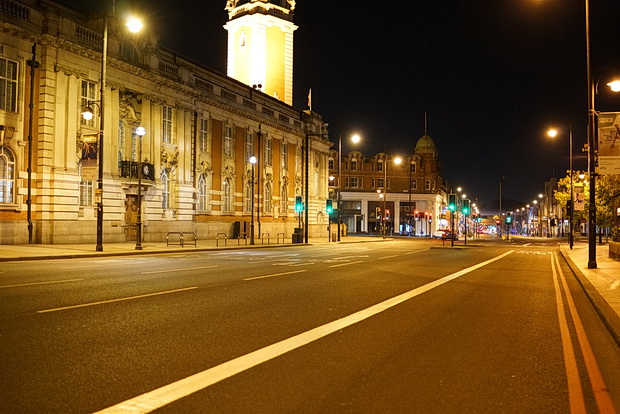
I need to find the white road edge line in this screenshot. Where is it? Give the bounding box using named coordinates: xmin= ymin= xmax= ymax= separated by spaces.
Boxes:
xmin=243 ymin=270 xmax=307 ymax=281
xmin=95 ymin=250 xmax=515 ymax=414
xmin=0 ymin=278 xmax=84 ymax=289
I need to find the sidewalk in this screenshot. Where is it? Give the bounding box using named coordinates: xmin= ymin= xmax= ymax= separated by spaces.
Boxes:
xmin=560 ymin=242 xmax=620 ymax=345
xmin=0 ymin=235 xmax=387 ymax=262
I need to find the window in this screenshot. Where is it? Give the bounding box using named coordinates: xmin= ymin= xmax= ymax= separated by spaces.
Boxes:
xmin=79 ymin=164 xmax=93 ymax=207
xmin=377 ymin=160 xmax=384 ymax=172
xmin=224 ymin=125 xmax=233 ymax=158
xmin=161 ymin=168 xmax=170 ymax=209
xmin=200 ymin=118 xmax=208 ymax=152
xmin=425 ymin=180 xmax=431 ymax=190
xmin=281 ymin=184 xmax=287 ymax=214
xmin=162 ymin=105 xmax=173 ymax=143
xmin=281 ymin=141 xmax=288 ymax=170
xmin=198 ymin=174 xmax=207 ymax=211
xmin=378 ymin=177 xmax=385 ymax=188
xmin=350 ymin=177 xmax=359 ymax=188
xmin=0 ymin=58 xmax=18 ymax=113
xmin=264 ymin=183 xmax=272 ymax=213
xmin=118 ymin=121 xmax=125 ymax=167
xmin=244 ymin=179 xmax=252 ymax=213
xmin=328 ymin=158 xmax=334 ymax=170
xmin=265 ymin=137 xmax=272 ymax=166
xmin=350 ymin=159 xmax=357 ymax=171
xmin=81 ymin=80 xmax=96 ymax=128
xmin=223 ymin=178 xmax=232 ymax=213
xmin=245 ymin=129 xmax=253 ymax=161
xmin=131 ymin=131 xmax=137 ymax=161
xmin=410 ymin=162 xmax=416 ymax=173
xmin=0 ymin=146 xmax=15 ymax=203
xmin=411 ymin=179 xmax=417 ymax=190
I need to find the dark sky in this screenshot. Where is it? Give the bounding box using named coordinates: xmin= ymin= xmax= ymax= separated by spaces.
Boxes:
xmin=61 ymin=0 xmax=620 ymax=208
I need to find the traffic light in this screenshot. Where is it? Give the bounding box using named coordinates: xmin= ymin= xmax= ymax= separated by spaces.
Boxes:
xmin=506 ymin=212 xmax=512 ymax=223
xmin=385 ymin=209 xmax=391 ymax=220
xmin=295 ymin=196 xmax=303 ymax=212
xmin=566 ymin=200 xmax=572 ymax=216
xmin=462 ymin=199 xmax=470 ymax=215
xmin=448 ymin=194 xmax=457 ymax=211
xmin=326 ymin=199 xmax=333 ymax=213
xmin=375 ymin=206 xmax=381 ymax=220
xmin=414 ymin=210 xmax=419 ymax=220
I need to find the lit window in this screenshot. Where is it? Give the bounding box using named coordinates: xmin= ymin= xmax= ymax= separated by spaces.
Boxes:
xmin=162 ymin=106 xmax=173 ymax=143
xmin=223 ymin=178 xmax=232 ymax=213
xmin=264 ymin=183 xmax=272 ymax=213
xmin=81 ymin=80 xmax=96 ymax=128
xmin=224 ymin=125 xmax=233 ymax=158
xmin=0 ymin=146 xmax=15 ymax=203
xmin=161 ymin=169 xmax=170 ymax=209
xmin=265 ymin=137 xmax=272 ymax=166
xmin=200 ymin=118 xmax=208 ymax=152
xmin=198 ymin=174 xmax=207 ymax=211
xmin=0 ymin=58 xmax=18 ymax=113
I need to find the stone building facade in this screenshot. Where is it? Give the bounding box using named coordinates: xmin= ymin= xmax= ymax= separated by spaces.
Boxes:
xmin=329 ymin=133 xmax=448 ymax=236
xmin=0 ymin=0 xmax=331 ymax=244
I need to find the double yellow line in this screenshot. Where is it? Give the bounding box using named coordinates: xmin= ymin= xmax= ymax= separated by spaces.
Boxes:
xmin=551 ymin=252 xmax=616 ymax=413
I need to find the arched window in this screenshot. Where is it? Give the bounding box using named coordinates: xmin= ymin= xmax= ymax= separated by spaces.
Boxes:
xmin=161 ymin=168 xmax=170 ymax=209
xmin=198 ymin=174 xmax=207 ymax=211
xmin=264 ymin=183 xmax=272 ymax=214
xmin=245 ymin=177 xmax=252 ymax=213
xmin=0 ymin=146 xmax=15 ymax=204
xmin=280 ymin=184 xmax=288 ymax=214
xmin=223 ymin=178 xmax=232 ymax=213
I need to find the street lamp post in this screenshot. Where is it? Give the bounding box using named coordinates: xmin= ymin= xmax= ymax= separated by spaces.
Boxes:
xmin=337 ymin=133 xmax=360 ymax=241
xmin=135 ymin=126 xmax=146 ymax=250
xmin=94 ymin=3 xmax=110 ymax=252
xmin=381 ymin=155 xmax=401 ymax=238
xmin=584 ymin=0 xmax=597 ymax=268
xmin=84 ymin=3 xmax=142 ymax=251
xmin=249 ymin=156 xmax=257 ymax=245
xmin=548 ymin=126 xmax=574 ymax=249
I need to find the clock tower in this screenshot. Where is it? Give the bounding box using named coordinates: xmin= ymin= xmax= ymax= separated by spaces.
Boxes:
xmin=224 ymin=1 xmax=297 ymax=105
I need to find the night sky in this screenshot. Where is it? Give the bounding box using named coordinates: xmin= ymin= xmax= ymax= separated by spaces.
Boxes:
xmin=60 ymin=0 xmax=620 ymax=208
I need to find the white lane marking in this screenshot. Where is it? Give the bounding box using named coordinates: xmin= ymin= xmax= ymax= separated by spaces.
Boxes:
xmin=0 ymin=278 xmax=84 ymax=289
xmin=377 ymin=255 xmax=399 ymax=260
xmin=95 ymin=250 xmax=515 ymax=414
xmin=328 ymin=260 xmax=364 ymax=268
xmin=405 ymin=249 xmax=430 ymax=255
xmin=37 ymin=287 xmax=198 ymax=314
xmin=141 ymin=266 xmax=218 ymax=275
xmin=243 ymin=270 xmax=307 ymax=281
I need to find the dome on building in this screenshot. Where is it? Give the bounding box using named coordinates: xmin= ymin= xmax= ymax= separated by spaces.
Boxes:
xmin=415 ymin=134 xmax=436 ymax=153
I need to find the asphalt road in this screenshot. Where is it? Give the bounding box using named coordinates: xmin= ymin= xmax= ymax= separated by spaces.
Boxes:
xmin=1 ymin=238 xmax=618 ymax=413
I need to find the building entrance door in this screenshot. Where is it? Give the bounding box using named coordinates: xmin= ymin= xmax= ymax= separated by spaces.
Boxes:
xmin=125 ymin=195 xmax=138 ymax=241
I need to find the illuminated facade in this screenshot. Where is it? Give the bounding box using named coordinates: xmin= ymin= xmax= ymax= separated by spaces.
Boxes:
xmin=0 ymin=0 xmax=330 ymax=244
xmin=329 ymin=133 xmax=447 ymax=236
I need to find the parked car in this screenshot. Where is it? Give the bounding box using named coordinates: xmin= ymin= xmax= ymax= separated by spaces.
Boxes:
xmin=434 ymin=229 xmax=457 ymax=240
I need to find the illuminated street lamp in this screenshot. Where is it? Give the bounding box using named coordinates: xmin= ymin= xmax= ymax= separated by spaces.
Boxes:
xmin=381 ymin=155 xmax=401 ymax=238
xmin=338 ymin=133 xmax=360 ymax=241
xmin=135 ymin=126 xmax=146 ymax=250
xmin=547 ymin=126 xmax=574 ymax=249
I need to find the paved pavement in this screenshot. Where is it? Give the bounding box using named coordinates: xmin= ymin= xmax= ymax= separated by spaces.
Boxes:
xmin=1 ymin=235 xmax=618 ymax=344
